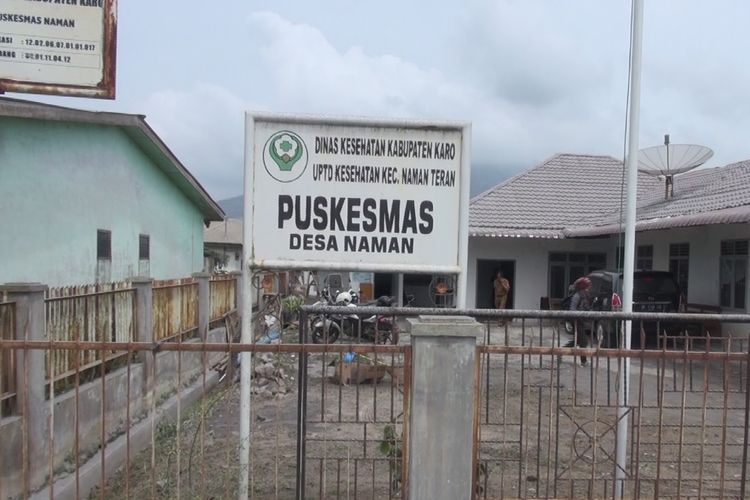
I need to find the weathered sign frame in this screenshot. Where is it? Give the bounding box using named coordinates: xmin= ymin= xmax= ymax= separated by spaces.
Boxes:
xmin=243 ymin=112 xmax=471 ymax=278
xmin=0 ymin=0 xmax=117 ymax=99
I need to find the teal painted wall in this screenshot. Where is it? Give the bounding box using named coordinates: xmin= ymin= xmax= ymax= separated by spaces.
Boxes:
xmin=0 ymin=117 xmax=205 ymax=286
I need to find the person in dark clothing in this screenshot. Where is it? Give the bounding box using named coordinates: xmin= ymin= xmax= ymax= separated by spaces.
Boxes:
xmin=564 ymin=276 xmax=593 ymax=365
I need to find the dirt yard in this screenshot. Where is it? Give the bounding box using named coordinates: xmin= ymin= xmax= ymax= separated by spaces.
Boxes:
xmin=95 ymin=320 xmax=749 ymax=499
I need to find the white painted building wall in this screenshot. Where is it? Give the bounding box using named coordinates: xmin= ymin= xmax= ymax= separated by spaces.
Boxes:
xmin=632 ymin=223 xmax=750 ymax=309
xmin=467 ymin=236 xmax=615 ymax=310
xmin=468 ymin=223 xmax=750 ymax=319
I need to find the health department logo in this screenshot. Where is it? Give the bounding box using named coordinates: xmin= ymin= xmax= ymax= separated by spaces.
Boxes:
xmin=263 ymin=130 xmax=308 ymax=182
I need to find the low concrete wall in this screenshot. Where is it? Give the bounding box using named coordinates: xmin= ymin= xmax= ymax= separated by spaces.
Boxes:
xmin=0 ymin=328 xmax=227 ymax=499
xmin=32 ymin=371 xmax=221 ymax=500
xmin=0 ymin=416 xmax=23 ymax=492
xmin=52 ymin=363 xmax=146 ymax=467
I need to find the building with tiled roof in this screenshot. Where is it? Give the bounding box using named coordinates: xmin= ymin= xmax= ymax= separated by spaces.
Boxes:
xmin=467 ymin=154 xmax=750 ymax=324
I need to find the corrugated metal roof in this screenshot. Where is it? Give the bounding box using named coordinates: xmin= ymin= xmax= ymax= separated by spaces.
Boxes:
xmin=0 ymin=97 xmax=225 ymax=222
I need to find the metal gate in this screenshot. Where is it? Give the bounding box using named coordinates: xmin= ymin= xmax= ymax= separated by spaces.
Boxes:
xmin=296 ymin=311 xmax=411 ymax=499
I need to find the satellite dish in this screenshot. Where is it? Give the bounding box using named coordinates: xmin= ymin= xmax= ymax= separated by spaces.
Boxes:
xmin=638 ymin=136 xmax=713 ymax=177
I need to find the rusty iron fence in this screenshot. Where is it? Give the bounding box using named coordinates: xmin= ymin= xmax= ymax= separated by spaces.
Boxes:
xmin=209 ymin=275 xmax=236 ymax=324
xmin=0 ymin=337 xmax=409 ymax=499
xmin=3 ymin=304 xmax=750 ymax=499
xmin=45 ymin=283 xmax=136 ymax=385
xmin=0 ymin=299 xmax=15 ymax=416
xmin=153 ymin=278 xmax=199 ymax=341
xmin=474 ymin=318 xmax=750 ymax=499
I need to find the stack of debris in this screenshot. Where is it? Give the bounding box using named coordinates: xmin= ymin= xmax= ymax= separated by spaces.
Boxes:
xmin=252 ymin=353 xmax=289 ymax=398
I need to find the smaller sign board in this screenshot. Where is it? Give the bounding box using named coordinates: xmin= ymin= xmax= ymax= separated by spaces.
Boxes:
xmin=0 ymin=0 xmax=116 ymax=99
xmin=245 ymin=113 xmax=471 ymax=276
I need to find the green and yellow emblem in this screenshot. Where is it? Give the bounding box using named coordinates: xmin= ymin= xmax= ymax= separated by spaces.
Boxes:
xmin=263 ymin=130 xmax=308 ymax=182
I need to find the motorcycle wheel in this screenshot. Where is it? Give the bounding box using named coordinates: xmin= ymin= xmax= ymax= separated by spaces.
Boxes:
xmin=311 ymin=320 xmax=341 ymax=344
xmin=595 ymin=322 xmax=605 ymax=347
xmin=564 ymin=321 xmax=574 ymax=335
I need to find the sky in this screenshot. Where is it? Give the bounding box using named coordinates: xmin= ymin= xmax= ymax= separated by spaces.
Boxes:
xmin=18 ymin=0 xmax=750 ymax=201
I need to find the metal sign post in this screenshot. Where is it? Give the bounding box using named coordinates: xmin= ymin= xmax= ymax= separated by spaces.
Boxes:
xmin=239 ymin=113 xmax=471 ymax=499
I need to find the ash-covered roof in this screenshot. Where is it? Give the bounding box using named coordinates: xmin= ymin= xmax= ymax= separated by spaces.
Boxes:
xmin=470 ymin=154 xmax=750 ymax=238
xmin=469 ymin=154 xmax=661 ymax=238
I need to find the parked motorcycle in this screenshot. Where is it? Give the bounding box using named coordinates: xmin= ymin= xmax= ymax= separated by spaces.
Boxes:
xmin=309 ymin=289 xmax=400 ymax=345
xmin=308 ymin=286 xmax=354 ymax=344
xmin=357 ymin=295 xmax=401 ymax=344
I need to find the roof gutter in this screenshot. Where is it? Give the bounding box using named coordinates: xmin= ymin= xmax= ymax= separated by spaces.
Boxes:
xmin=564 ymin=205 xmax=750 ymax=237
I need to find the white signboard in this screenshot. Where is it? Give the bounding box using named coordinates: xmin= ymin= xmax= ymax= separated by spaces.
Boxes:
xmin=245 ymin=114 xmax=470 ymax=274
xmin=0 ymin=0 xmax=115 ymax=98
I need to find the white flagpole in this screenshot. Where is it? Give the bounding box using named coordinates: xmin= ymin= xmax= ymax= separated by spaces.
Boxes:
xmin=239 ymin=113 xmax=255 ymax=500
xmin=616 ymin=0 xmax=644 ymax=497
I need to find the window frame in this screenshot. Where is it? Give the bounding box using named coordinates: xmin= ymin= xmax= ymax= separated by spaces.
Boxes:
xmin=636 ymin=245 xmax=653 ymax=271
xmin=548 ymin=252 xmax=607 ymax=299
xmin=719 ymin=240 xmax=748 ymax=311
xmin=97 ymin=229 xmax=111 ymax=261
xmin=139 ymin=234 xmax=150 ymax=261
xmin=669 ymin=242 xmax=690 ymax=298
xmin=616 ymin=244 xmax=653 ymax=270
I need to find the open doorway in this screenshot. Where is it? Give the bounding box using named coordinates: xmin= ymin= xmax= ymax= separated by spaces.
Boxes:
xmin=475 ymin=259 xmax=515 ymax=309
xmin=374 ymin=273 xmax=394 ymax=299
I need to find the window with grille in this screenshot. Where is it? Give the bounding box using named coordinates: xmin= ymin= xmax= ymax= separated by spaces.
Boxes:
xmin=720 ymin=240 xmax=747 ymax=309
xmin=637 ymin=245 xmax=653 ymax=270
xmin=616 ymin=245 xmax=653 ymax=270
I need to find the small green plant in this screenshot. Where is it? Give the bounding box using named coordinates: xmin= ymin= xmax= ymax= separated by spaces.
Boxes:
xmin=155 ymin=421 xmax=178 ymax=443
xmin=282 ymin=295 xmax=303 ymax=314
xmin=378 ymin=424 xmax=402 ymax=493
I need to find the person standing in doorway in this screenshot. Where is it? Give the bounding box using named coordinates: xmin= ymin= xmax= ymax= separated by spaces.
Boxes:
xmin=494 ymin=270 xmax=511 ymax=326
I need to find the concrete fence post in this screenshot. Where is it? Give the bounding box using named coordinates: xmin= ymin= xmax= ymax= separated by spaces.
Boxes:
xmin=131 ymin=277 xmax=153 ymax=401
xmin=2 ymin=282 xmax=48 ymax=490
xmin=193 ymin=272 xmax=211 ymax=341
xmin=407 ymin=315 xmax=483 ymax=500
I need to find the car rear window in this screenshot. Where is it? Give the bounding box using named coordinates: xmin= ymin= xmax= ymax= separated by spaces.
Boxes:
xmin=634 ymin=274 xmax=678 ymax=295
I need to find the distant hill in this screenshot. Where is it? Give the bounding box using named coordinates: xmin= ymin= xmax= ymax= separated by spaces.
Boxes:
xmin=217 ymin=165 xmax=509 ymax=219
xmin=219 ymin=195 xmax=244 ymax=218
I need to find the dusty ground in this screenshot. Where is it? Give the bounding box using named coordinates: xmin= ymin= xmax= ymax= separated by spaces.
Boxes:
xmin=96 ymin=320 xmax=748 ymax=499
xmin=94 ymin=339 xmax=406 ymax=499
